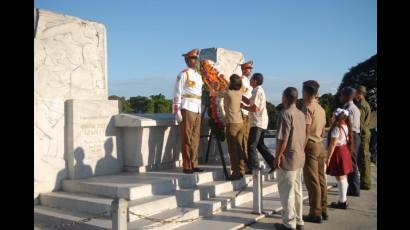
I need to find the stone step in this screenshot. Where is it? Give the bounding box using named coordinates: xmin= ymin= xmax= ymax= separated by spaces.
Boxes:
xmin=62 ymin=174 xmax=177 ymax=200
xmin=174 ymin=181 xmax=335 ymax=230
xmin=207 ymin=179 xmax=278 ymax=210
xmin=197 ymin=180 xmax=234 ymax=199
xmin=61 ymin=169 xmax=225 ymax=201
xmin=34 ymin=205 xmax=199 ymax=230
xmin=192 ymin=200 xmax=223 ymax=216
xmin=40 ymin=191 xmax=179 ymax=223
xmin=175 ymin=188 xmax=201 ymax=207
xmin=173 ymin=191 xmax=283 ymax=230
xmin=128 ymin=194 xmax=178 ymax=222
xmin=188 ymin=179 xmax=277 ymax=217
xmin=127 ymin=207 xmax=199 ymax=230
xmin=141 ymin=168 xmax=225 ymax=189
xmin=34 ymin=205 xmax=111 ymax=230
xmin=196 ymin=175 xmax=256 ymax=199
xmin=40 ymin=192 xmax=112 ymax=218
xmin=175 ymin=175 xmax=261 ymax=208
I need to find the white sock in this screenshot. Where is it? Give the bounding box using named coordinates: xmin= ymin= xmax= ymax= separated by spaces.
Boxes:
xmin=338 ymin=178 xmax=348 ymax=203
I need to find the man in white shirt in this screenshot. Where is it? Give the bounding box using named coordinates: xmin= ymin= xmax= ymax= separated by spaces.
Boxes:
xmin=173 ymin=49 xmax=204 ymax=174
xmin=241 ymin=73 xmax=275 ymax=174
xmin=340 ymin=87 xmax=361 ymax=196
xmin=239 ymin=60 xmax=254 ymax=174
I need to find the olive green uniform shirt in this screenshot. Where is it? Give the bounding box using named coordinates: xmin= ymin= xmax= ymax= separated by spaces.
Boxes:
xmin=356 ymin=97 xmax=371 ymax=137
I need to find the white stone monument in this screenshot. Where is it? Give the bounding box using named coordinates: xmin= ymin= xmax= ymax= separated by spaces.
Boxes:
xmin=200 ymin=48 xmax=244 ymax=81
xmin=197 ymin=48 xmax=245 ymax=162
xmin=34 ymin=8 xmax=248 ymax=202
xmin=34 ymin=9 xmax=121 ymax=201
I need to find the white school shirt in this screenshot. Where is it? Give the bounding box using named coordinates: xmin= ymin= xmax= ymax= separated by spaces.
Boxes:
xmin=331 ymin=125 xmax=349 ymax=146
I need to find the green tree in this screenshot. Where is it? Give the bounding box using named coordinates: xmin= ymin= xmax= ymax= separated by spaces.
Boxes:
xmin=146 ymin=94 xmax=172 ymax=113
xmin=266 ymin=101 xmax=278 ymax=130
xmin=129 ymin=96 xmax=150 ymax=113
xmin=336 ymin=54 xmax=377 ymax=110
xmin=318 ymin=93 xmax=335 ymax=127
xmin=108 ymin=95 xmax=133 ymax=113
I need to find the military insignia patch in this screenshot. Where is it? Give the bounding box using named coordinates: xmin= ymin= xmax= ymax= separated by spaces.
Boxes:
xmin=186 ymin=80 xmax=196 ymax=88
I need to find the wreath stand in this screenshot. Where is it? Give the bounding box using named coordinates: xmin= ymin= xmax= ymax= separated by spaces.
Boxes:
xmin=200 ymin=105 xmax=229 ymax=180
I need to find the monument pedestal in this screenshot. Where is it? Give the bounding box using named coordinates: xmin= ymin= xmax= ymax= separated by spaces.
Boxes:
xmin=114 ymin=114 xmax=182 ymax=172
xmin=66 ymin=99 xmax=122 ymax=179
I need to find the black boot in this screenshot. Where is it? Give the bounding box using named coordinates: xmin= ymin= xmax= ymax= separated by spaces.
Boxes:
xmin=330 ymin=201 xmax=348 ymax=209
xmin=183 ymin=169 xmax=193 ymax=174
xmin=192 ymin=167 xmax=204 ymax=172
xmin=322 ymin=212 xmax=329 ymax=221
xmin=302 ymin=215 xmax=322 ymax=223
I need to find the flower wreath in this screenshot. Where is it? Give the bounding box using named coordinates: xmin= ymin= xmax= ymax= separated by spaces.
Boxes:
xmin=199 ymin=59 xmax=229 ymax=140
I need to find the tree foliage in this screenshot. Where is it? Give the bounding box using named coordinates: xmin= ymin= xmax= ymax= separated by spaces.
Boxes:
xmin=129 ymin=96 xmax=150 ymax=113
xmin=111 ymin=94 xmax=172 ymax=114
xmin=336 ymin=54 xmax=377 ymax=110
xmin=318 ymin=93 xmax=336 ymax=126
xmin=147 ymin=94 xmax=172 ymax=113
xmin=108 ymin=95 xmax=133 ymax=113
xmin=266 ymin=101 xmax=279 ymax=130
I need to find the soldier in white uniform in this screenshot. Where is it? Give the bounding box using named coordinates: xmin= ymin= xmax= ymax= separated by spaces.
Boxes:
xmin=173 ymin=49 xmax=204 ymax=174
xmin=239 ymin=60 xmax=254 ymax=174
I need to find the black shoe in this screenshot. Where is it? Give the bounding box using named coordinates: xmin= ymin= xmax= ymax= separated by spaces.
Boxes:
xmin=330 ymin=201 xmax=348 ymax=209
xmin=183 ymin=169 xmax=193 ymax=174
xmin=322 ymin=212 xmax=329 ymax=221
xmin=302 ymin=215 xmax=322 ymax=223
xmin=245 ymin=169 xmax=252 ymax=175
xmin=296 ymin=224 xmax=304 ymax=230
xmin=274 ymin=223 xmax=295 ymax=230
xmin=192 ymin=168 xmax=204 ymax=172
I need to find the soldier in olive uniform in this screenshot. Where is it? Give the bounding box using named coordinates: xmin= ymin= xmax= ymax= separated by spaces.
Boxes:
xmin=354 ymin=85 xmax=372 ymax=190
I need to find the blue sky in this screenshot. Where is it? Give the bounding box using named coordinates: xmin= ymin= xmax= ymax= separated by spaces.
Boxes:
xmin=35 ymin=0 xmax=376 ymax=105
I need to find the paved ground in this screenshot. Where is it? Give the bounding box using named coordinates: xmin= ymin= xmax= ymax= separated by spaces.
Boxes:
xmin=244 ymin=165 xmax=377 ymax=230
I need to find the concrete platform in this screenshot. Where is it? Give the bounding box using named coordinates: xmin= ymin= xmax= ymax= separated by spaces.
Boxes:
xmin=244 ymin=166 xmax=377 ymax=230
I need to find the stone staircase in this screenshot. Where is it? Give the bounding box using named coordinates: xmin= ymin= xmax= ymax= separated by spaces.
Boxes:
xmin=34 ymin=164 xmax=282 ymax=230
xmin=34 ymin=163 xmax=337 ymax=230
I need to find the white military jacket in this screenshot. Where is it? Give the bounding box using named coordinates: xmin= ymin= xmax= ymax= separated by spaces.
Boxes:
xmin=240 ymin=75 xmax=253 ymax=116
xmin=173 ymin=67 xmax=203 ymax=114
